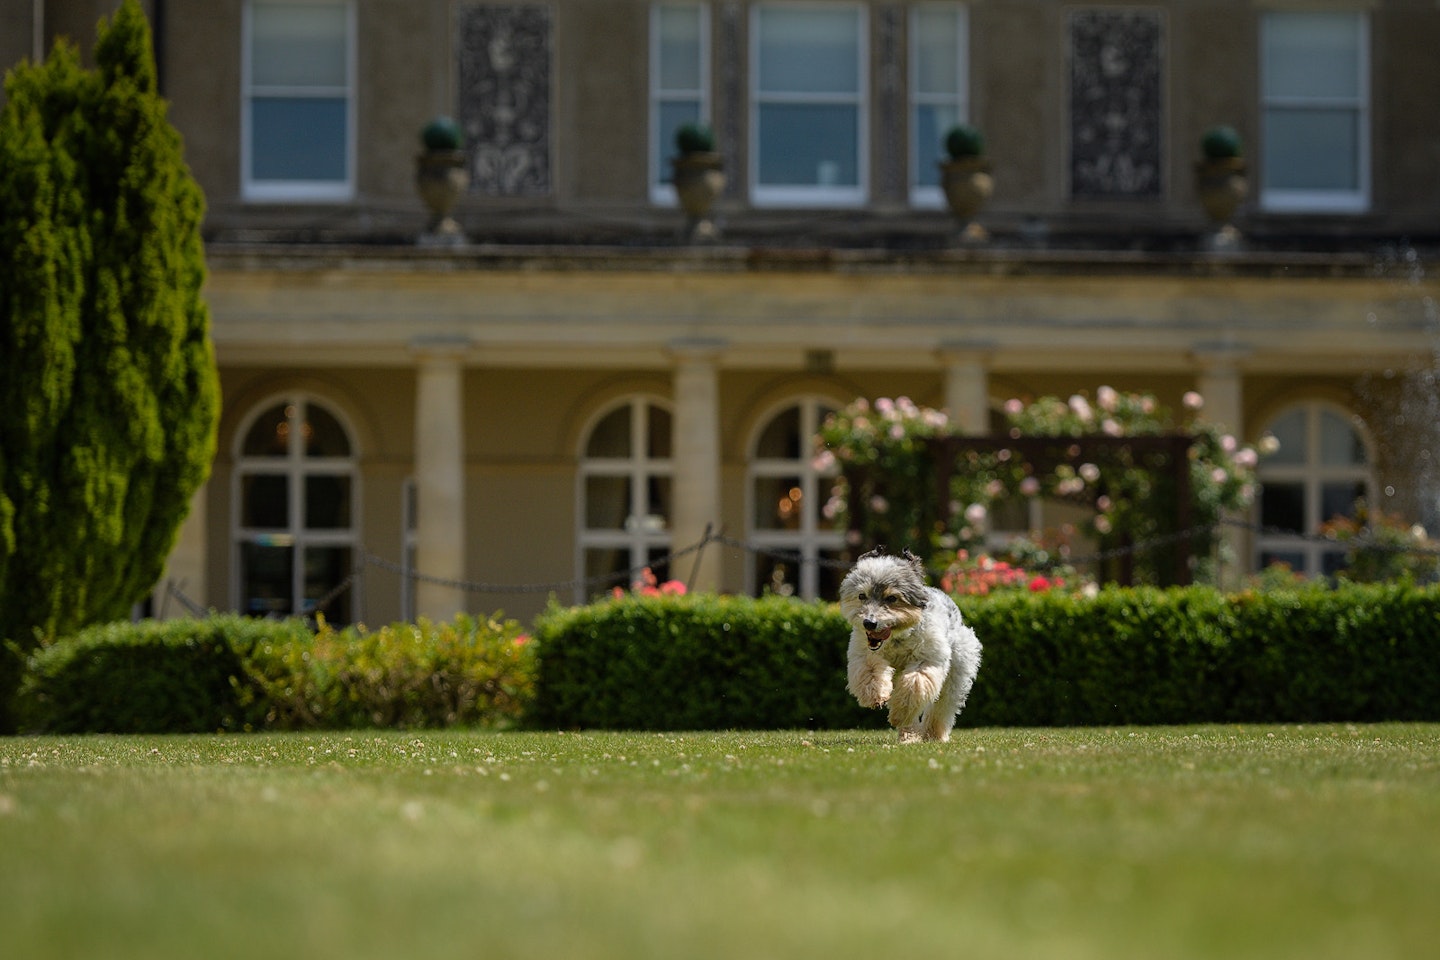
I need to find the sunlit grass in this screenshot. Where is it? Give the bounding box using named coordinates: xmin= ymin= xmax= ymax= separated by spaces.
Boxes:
xmin=3 ymin=725 xmax=1438 ymax=960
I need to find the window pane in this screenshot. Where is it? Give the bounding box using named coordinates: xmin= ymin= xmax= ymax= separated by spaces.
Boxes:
xmin=645 ymin=476 xmax=673 ymax=526
xmin=242 ymin=474 xmax=289 ymax=528
xmin=305 ymin=404 xmax=351 ymax=457
xmin=757 ymin=103 xmax=859 ymax=186
xmin=657 ymin=100 xmax=701 ymax=171
xmin=914 ymin=8 xmax=961 ymax=95
xmin=756 ymin=406 xmax=802 ymax=459
xmin=818 ymin=548 xmax=847 ymax=595
xmin=914 ymin=103 xmax=961 ymax=186
xmin=1262 ymin=109 xmax=1359 ymax=191
xmin=1260 ymin=482 xmax=1305 ymax=533
xmin=647 ymin=405 xmax=673 ymax=459
xmin=251 ymin=2 xmax=348 ymax=88
xmin=657 ymin=5 xmax=702 ymax=90
xmin=754 ymin=552 xmax=801 ymax=596
xmin=250 ymin=98 xmax=347 ymax=181
xmin=586 ymin=407 xmax=632 ymax=458
xmin=243 ymin=403 xmax=291 ymax=457
xmin=585 ymin=475 xmax=631 ymax=529
xmin=754 ymin=474 xmax=804 ymax=530
xmin=303 ymin=545 xmax=352 ymax=619
xmin=1260 ymin=550 xmax=1306 ymax=574
xmin=1264 ymin=410 xmax=1306 ymax=467
xmin=1319 ymin=410 xmax=1365 ymax=465
xmin=241 ymin=542 xmax=294 ymax=615
xmin=305 ymin=475 xmax=351 ymax=529
xmin=756 ymin=8 xmax=859 ymax=93
xmin=1262 ymin=14 xmax=1359 ymax=100
xmin=584 ymin=548 xmax=629 ymax=596
xmin=1320 ymin=482 xmax=1365 ymax=524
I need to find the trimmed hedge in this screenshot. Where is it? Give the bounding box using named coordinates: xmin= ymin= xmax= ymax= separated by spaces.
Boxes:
xmin=533 ymin=584 xmax=1440 ymax=729
xmin=16 ymin=584 xmax=1440 ymax=734
xmin=17 ymin=614 xmax=535 ymax=734
xmin=531 ymin=594 xmax=885 ymax=731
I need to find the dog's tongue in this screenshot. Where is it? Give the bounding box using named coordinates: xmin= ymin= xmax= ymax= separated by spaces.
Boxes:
xmin=866 ymin=628 xmax=891 ymax=649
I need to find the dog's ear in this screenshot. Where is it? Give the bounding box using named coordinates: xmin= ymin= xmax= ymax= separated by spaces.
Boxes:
xmin=858 ymin=545 xmax=887 ymax=562
xmin=901 ymin=549 xmax=930 ymax=606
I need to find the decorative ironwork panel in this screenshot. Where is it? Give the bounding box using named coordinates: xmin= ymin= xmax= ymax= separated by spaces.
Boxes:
xmin=1068 ymin=8 xmax=1163 ymax=200
xmin=457 ymin=4 xmax=551 ymax=196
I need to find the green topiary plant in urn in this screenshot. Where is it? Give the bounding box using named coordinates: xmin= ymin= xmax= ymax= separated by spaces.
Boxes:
xmin=938 ymin=124 xmax=993 ymax=243
xmin=670 ymin=122 xmax=725 ymax=243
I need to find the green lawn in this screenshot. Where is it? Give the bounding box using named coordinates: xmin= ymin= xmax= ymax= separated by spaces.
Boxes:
xmin=3 ymin=725 xmax=1438 ymax=960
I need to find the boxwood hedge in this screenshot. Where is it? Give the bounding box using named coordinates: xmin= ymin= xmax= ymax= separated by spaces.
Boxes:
xmin=533 ymin=584 xmax=1440 ymax=730
xmin=14 ymin=584 xmax=1440 ymax=733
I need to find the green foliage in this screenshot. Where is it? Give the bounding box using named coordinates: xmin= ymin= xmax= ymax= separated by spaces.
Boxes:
xmin=0 ymin=0 xmax=220 ymax=729
xmin=816 ymin=388 xmax=1263 ymax=585
xmin=242 ymin=615 xmax=536 ymax=729
xmin=944 ymin=123 xmax=985 ymax=159
xmin=532 ymin=593 xmax=883 ymax=730
xmin=17 ymin=614 xmax=536 ymax=733
xmin=421 ymin=115 xmax=463 ymax=151
xmin=15 ymin=616 xmax=282 ymax=733
xmin=674 ymin=122 xmax=716 ymax=155
xmin=531 ymin=584 xmax=1440 ymax=730
xmin=1201 ymin=125 xmax=1243 ymax=159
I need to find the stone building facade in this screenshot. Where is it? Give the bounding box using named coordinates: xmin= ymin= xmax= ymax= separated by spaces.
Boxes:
xmin=4 ymin=1 xmax=1439 ymax=623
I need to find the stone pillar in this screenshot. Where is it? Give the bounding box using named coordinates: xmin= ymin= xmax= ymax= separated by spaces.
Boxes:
xmin=669 ymin=338 xmax=725 ymax=592
xmin=939 ymin=341 xmax=996 ymax=436
xmin=412 ymin=338 xmax=470 ymax=620
xmin=1193 ymin=343 xmax=1251 ymax=590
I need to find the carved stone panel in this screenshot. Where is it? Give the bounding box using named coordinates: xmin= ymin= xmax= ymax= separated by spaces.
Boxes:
xmin=457 ymin=4 xmax=551 ymax=196
xmin=1068 ymin=8 xmax=1164 ymax=200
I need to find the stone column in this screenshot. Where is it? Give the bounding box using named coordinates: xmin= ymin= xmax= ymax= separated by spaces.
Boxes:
xmin=412 ymin=338 xmax=470 ymax=620
xmin=1193 ymin=342 xmax=1251 ymax=590
xmin=939 ymin=340 xmax=997 ymax=436
xmin=669 ymin=338 xmax=725 ymax=592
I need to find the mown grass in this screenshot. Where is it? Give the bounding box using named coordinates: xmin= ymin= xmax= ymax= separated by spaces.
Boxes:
xmin=2 ymin=725 xmax=1438 ymax=960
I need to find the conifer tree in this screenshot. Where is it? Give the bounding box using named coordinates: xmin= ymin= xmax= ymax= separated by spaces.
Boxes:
xmin=0 ymin=0 xmax=219 ymax=729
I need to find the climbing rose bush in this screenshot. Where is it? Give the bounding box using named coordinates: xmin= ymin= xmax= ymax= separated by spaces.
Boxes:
xmin=816 ymin=387 xmax=1266 ymax=586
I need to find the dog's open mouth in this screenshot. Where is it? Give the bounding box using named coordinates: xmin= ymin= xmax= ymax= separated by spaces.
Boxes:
xmin=865 ymin=629 xmax=891 ymax=649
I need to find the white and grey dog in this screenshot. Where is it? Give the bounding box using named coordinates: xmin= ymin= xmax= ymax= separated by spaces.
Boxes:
xmin=840 ymin=548 xmax=982 ymax=743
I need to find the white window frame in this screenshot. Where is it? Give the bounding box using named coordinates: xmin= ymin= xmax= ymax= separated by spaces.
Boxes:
xmin=746 ymin=397 xmax=847 ymax=600
xmin=241 ymin=0 xmax=357 ymax=202
xmin=575 ymin=396 xmax=675 ymax=602
xmin=909 ymin=3 xmax=969 ymax=209
xmin=750 ymin=2 xmax=868 ymax=208
xmin=231 ymin=394 xmax=362 ymax=621
xmin=1259 ymin=10 xmax=1370 ymax=214
xmin=1253 ymin=401 xmax=1376 ymax=577
xmin=650 ymin=2 xmax=711 ymax=205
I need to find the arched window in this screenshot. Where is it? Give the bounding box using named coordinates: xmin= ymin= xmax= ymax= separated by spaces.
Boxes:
xmin=1255 ymin=402 xmax=1374 ymax=577
xmin=747 ymin=397 xmax=846 ymax=599
xmin=233 ymin=395 xmax=359 ymax=622
xmin=576 ymin=397 xmax=674 ymax=600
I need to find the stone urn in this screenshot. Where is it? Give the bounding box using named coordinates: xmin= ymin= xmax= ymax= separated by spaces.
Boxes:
xmin=415 ymin=116 xmax=469 ymax=245
xmin=938 ymin=124 xmax=993 ymax=243
xmin=1195 ymin=126 xmax=1247 ymax=250
xmin=670 ymin=123 xmax=725 ymax=243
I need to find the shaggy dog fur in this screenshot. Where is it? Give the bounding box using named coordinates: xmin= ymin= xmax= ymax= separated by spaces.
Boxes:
xmin=840 ymin=548 xmax=982 ymax=743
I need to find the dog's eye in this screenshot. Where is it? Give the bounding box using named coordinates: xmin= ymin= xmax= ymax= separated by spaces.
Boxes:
xmin=856 ymin=592 xmax=867 ymax=601
xmin=884 ymin=595 xmax=899 ymax=605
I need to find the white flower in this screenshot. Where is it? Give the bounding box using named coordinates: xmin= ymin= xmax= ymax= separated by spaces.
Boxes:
xmin=1183 ymin=391 xmax=1204 ymax=410
xmin=1068 ymin=394 xmax=1094 ymax=422
xmin=1079 ymin=462 xmax=1100 ymax=483
xmin=965 ymin=503 xmax=988 ymax=525
xmin=1097 ymin=385 xmax=1119 ymax=412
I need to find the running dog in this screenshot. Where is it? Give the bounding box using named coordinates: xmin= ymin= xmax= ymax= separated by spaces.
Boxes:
xmin=840 ymin=548 xmax=982 ymax=743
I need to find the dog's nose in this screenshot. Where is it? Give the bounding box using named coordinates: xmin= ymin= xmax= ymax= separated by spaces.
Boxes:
xmin=862 ymin=617 xmax=879 ymax=632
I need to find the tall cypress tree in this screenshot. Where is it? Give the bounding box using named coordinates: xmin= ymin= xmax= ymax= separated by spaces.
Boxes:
xmin=0 ymin=0 xmax=219 ymax=729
